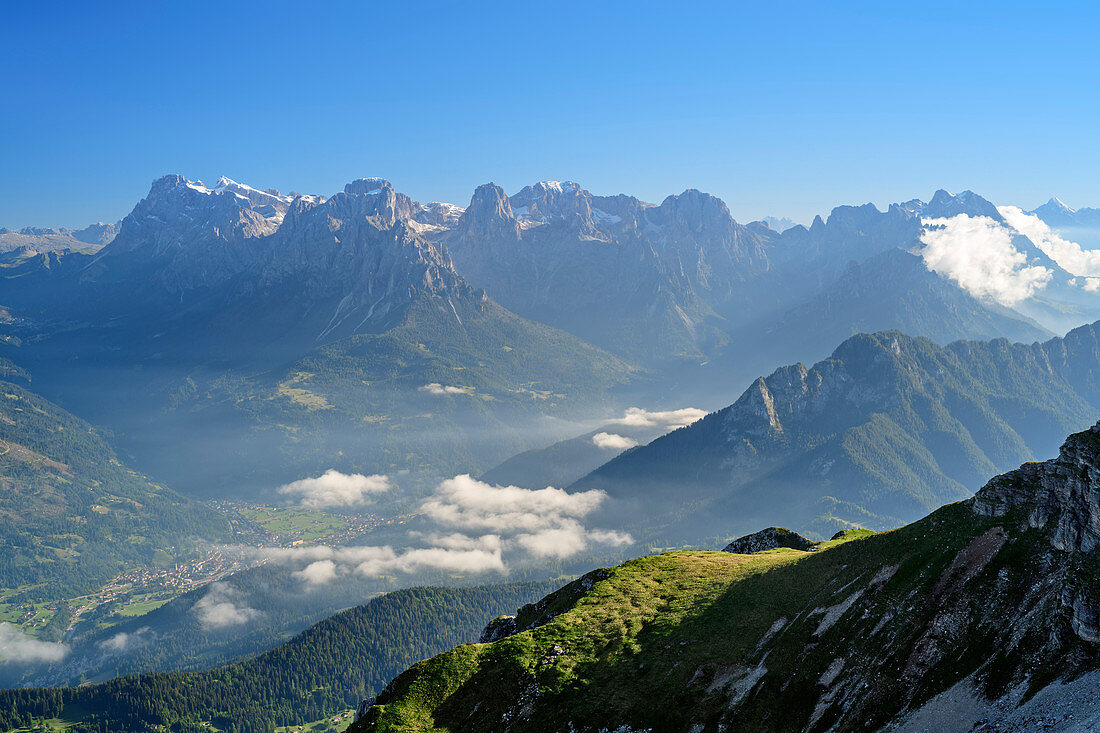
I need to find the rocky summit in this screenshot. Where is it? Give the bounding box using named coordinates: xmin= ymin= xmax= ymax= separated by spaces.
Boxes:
xmin=722 ymin=526 xmax=815 ymax=554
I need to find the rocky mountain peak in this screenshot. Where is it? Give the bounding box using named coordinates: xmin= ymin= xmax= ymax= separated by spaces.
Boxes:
xmin=343 ymin=177 xmax=391 ymax=196
xmin=103 ymin=174 xmax=279 ymax=260
xmin=415 ymin=202 xmax=465 ymax=229
xmin=320 ymin=178 xmax=423 ymax=228
xmin=455 ymin=183 xmax=521 ymax=241
xmin=924 ymin=188 xmax=1002 ymax=220
xmin=1030 ymin=196 xmax=1084 ymax=227
xmin=1045 ymin=196 xmax=1075 ymax=212
xmin=972 ymin=421 xmax=1100 ymax=552
xmin=508 ymin=180 xmax=601 ymax=235
xmin=650 ymin=189 xmax=734 ymax=232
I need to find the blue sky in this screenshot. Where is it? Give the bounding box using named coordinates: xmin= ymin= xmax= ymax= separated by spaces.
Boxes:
xmin=2 ymin=1 xmax=1098 ymax=228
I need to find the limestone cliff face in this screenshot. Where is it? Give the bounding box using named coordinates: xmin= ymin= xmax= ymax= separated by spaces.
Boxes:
xmin=439 ymin=180 xmax=770 ymax=362
xmin=973 ymin=423 xmax=1100 ymax=553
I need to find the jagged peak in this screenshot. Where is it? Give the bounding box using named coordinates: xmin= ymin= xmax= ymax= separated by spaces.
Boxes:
xmin=467 ymin=183 xmax=513 ymax=214
xmin=536 ymin=180 xmax=572 ymax=191
xmin=722 ymin=526 xmax=814 ymax=554
xmin=343 ymin=178 xmax=392 ymax=196
xmin=1040 ymin=196 xmax=1076 ymax=213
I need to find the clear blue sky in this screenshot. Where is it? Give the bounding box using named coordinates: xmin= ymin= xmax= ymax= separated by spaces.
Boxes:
xmin=3 ymin=1 xmax=1098 ymax=228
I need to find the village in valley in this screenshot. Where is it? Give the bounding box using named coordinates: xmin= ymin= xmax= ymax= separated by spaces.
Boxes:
xmin=1 ymin=503 xmax=388 ymax=644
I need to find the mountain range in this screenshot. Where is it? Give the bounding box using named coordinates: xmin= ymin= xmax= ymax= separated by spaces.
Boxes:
xmin=0 ymin=176 xmax=634 ymax=497
xmin=7 ymin=176 xmax=1097 ymax=503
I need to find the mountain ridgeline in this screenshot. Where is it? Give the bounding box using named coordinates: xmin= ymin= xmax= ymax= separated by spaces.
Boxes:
xmin=572 ymin=321 xmax=1100 ymax=543
xmin=353 ymin=421 xmax=1100 ymax=732
xmin=0 ymin=176 xmax=633 ymax=497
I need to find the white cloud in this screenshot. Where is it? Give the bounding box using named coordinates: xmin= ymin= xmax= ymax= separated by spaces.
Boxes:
xmin=592 ymin=432 xmax=638 ymax=450
xmin=277 ymin=470 xmax=391 ymax=509
xmin=919 ymin=214 xmax=1052 ymax=305
xmin=254 ymin=475 xmax=631 ymax=583
xmin=293 ymin=559 xmax=338 ymax=586
xmin=613 ymin=407 xmax=707 ymax=429
xmin=97 ymin=627 xmax=152 ymax=653
xmin=0 ymin=623 xmax=69 ymax=664
xmin=998 ymin=205 xmax=1100 ymax=277
xmin=258 ymin=539 xmax=506 ymax=580
xmin=420 ymin=383 xmax=473 ymax=396
xmin=192 ymin=583 xmax=262 ymax=630
xmin=421 ymin=475 xmax=607 ymax=535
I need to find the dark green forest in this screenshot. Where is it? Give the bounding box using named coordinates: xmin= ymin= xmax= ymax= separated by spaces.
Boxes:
xmin=0 ymin=581 xmax=559 ymax=733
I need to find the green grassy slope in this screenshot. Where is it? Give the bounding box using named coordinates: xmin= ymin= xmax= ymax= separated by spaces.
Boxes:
xmin=355 ymin=424 xmax=1100 ymax=732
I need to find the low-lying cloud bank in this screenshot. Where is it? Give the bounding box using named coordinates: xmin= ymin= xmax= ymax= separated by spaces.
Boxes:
xmin=613 ymin=407 xmax=707 ymax=430
xmin=277 ymin=469 xmax=391 ymax=509
xmin=252 ymin=474 xmax=632 ymax=587
xmin=193 ymin=583 xmax=263 ymax=630
xmin=0 ymin=623 xmax=69 ymax=664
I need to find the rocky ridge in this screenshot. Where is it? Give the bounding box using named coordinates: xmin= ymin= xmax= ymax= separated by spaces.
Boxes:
xmin=722 ymin=526 xmax=814 ymax=554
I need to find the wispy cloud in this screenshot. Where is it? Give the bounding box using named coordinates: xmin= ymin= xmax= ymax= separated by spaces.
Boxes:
xmin=919 ymin=214 xmax=1052 ymax=305
xmin=0 ymin=623 xmax=69 ymax=664
xmin=420 ymin=383 xmax=473 ymax=396
xmin=613 ymin=407 xmax=706 ymax=429
xmin=97 ymin=627 xmax=152 ymax=654
xmin=192 ymin=583 xmax=262 ymax=630
xmin=592 ymin=432 xmax=638 ymax=450
xmin=277 ymin=470 xmax=391 ymax=509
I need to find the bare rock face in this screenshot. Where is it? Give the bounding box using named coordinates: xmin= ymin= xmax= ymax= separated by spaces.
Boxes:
xmin=722 ymin=526 xmax=814 ymax=554
xmin=479 ymin=615 xmax=518 ymax=643
xmin=440 ymin=179 xmax=771 ymax=362
xmin=972 ymin=422 xmax=1100 ymax=553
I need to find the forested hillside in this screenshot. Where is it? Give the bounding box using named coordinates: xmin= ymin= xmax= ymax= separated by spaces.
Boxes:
xmin=0 ymin=581 xmax=559 ymax=733
xmin=574 ymin=321 xmax=1100 ymax=543
xmin=0 ymin=373 xmax=230 ymax=598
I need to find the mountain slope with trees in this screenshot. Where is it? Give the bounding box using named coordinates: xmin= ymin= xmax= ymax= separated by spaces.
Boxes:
xmin=573 ymin=321 xmax=1100 ymax=543
xmin=0 ymin=581 xmax=558 ymax=733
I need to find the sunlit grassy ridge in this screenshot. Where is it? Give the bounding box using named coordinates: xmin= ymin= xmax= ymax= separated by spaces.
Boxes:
xmin=355 ymin=504 xmax=1032 ymax=731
